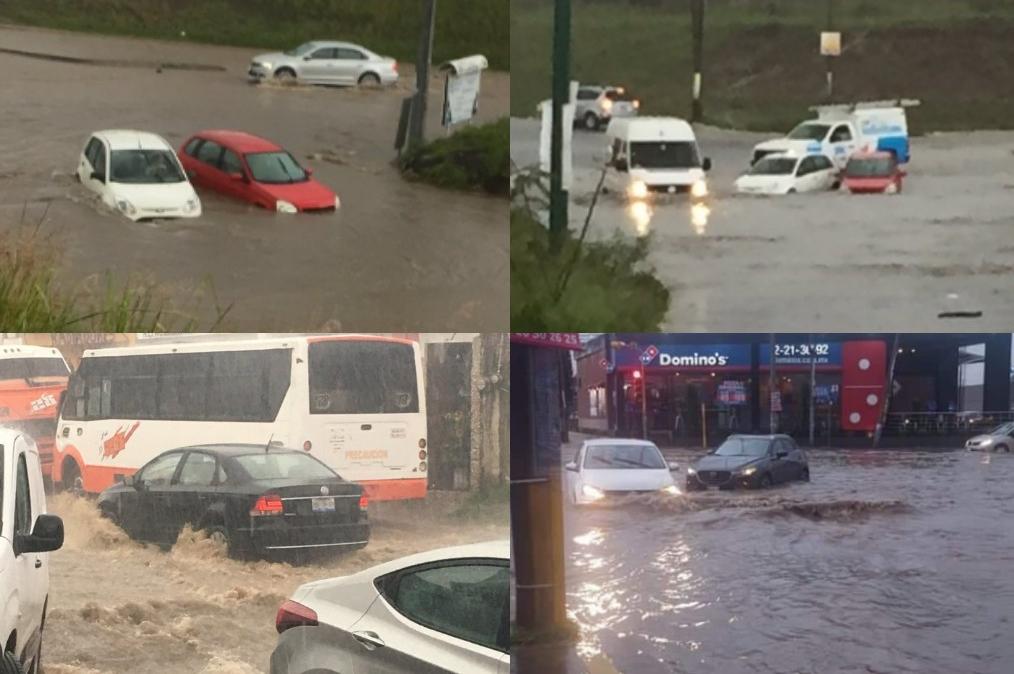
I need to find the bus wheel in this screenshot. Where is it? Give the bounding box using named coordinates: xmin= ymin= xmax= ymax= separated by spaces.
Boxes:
xmin=61 ymin=459 xmax=83 ymax=494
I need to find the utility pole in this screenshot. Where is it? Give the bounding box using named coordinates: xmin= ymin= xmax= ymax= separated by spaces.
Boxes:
xmin=768 ymin=334 xmax=777 ymax=433
xmin=825 ymin=0 xmax=834 ymax=101
xmin=408 ymin=0 xmax=438 ymax=151
xmin=641 ymin=361 xmax=648 ymax=440
xmin=549 ymin=0 xmax=571 ymax=252
xmin=690 ymin=0 xmax=705 ymax=122
xmin=809 ymin=334 xmax=816 ymax=447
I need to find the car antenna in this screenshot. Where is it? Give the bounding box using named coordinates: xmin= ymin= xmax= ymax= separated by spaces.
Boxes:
xmin=264 ymin=433 xmax=274 ymax=453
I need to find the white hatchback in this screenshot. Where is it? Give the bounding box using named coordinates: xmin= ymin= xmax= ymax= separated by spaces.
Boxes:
xmin=566 ymin=438 xmax=680 ymax=505
xmin=1 ymin=430 xmax=65 ymax=674
xmin=76 ymin=130 xmax=202 ymax=221
xmin=735 ymin=152 xmax=840 ymax=195
xmin=270 ymin=540 xmax=510 ymax=674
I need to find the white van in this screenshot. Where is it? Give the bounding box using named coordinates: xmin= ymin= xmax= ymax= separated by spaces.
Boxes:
xmin=752 ymin=99 xmax=919 ymax=168
xmin=604 ymin=117 xmax=711 ymax=199
xmin=1 ymin=430 xmax=64 ymax=674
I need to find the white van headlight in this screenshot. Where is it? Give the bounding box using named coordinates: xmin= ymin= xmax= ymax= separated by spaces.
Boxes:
xmin=627 ymin=180 xmax=649 ymax=200
xmin=276 ymin=200 xmax=298 ymax=214
xmin=183 ymin=198 xmax=199 ymax=213
xmin=691 ymin=180 xmax=708 ymax=198
xmin=581 ymin=484 xmax=605 ymax=501
xmin=116 ymin=199 xmax=137 ymax=216
xmin=660 ymin=485 xmax=681 ymax=496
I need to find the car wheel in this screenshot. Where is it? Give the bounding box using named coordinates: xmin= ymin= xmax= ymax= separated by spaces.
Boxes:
xmin=274 ymin=68 xmax=297 ymax=83
xmin=1 ymin=650 xmax=25 ymax=674
xmin=60 ymin=459 xmax=83 ymax=494
xmin=358 ymin=72 xmax=382 ymax=87
xmin=801 ymin=467 xmax=810 ymax=482
xmin=584 ymin=112 xmax=600 ymax=131
xmin=831 ymin=180 xmax=841 ymax=190
xmin=996 ymin=444 xmax=1010 ymax=453
xmin=758 ymin=473 xmax=773 ymax=489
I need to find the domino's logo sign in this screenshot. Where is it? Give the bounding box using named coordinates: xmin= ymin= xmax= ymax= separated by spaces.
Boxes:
xmin=640 ymin=345 xmax=659 ymax=364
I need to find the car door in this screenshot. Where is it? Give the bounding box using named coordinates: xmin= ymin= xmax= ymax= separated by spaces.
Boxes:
xmin=770 ymin=439 xmax=795 ymax=483
xmin=335 ymin=47 xmax=370 ymax=85
xmin=166 ymin=451 xmax=220 ymax=540
xmin=12 ymin=444 xmax=44 ymax=659
xmin=812 ymin=155 xmax=836 ymax=189
xmin=827 ymin=124 xmax=856 ymax=167
xmin=191 ymin=139 xmax=226 ymax=193
xmin=302 ymin=46 xmax=337 ymax=82
xmin=349 ymin=560 xmax=510 ymax=674
xmin=218 ymin=147 xmax=252 ymax=202
xmin=81 ymin=136 xmax=111 ymax=202
xmin=794 ymin=157 xmax=815 ymax=192
xmin=783 ymin=439 xmax=806 ymax=479
xmin=124 ymin=451 xmax=185 ymax=544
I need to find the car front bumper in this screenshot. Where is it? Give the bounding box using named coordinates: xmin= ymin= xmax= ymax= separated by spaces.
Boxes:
xmin=686 ymin=472 xmax=758 ymax=490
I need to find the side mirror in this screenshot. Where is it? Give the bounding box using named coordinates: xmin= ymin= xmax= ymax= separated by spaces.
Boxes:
xmin=230 ymin=172 xmax=246 ymax=182
xmin=565 ymin=461 xmax=578 ymax=472
xmin=702 ymin=157 xmax=712 ymax=171
xmin=667 ymin=461 xmax=680 ymax=471
xmin=776 ymin=450 xmax=789 ymax=459
xmin=90 ymin=171 xmax=105 ymax=183
xmin=304 ymin=167 xmax=314 ymax=177
xmin=15 ymin=514 xmax=64 ymax=554
xmin=613 ymin=159 xmax=628 ymax=172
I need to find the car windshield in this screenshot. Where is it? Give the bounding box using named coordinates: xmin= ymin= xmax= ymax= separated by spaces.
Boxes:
xmin=284 ymin=42 xmax=316 ymax=56
xmin=246 ymin=152 xmax=308 ymax=184
xmin=109 ymin=150 xmax=185 ymax=184
xmin=583 ymin=444 xmax=665 ymax=470
xmin=714 ymin=437 xmax=771 ymax=457
xmin=235 ymin=452 xmax=337 ymax=481
xmin=787 ymin=123 xmax=830 ymax=141
xmin=988 ymin=422 xmax=1014 ymax=436
xmin=630 ymin=141 xmax=700 ymax=169
xmin=749 ymin=157 xmax=797 ymax=175
xmin=846 ymin=156 xmax=894 ymax=177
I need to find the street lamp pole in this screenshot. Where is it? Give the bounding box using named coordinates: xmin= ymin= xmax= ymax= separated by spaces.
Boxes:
xmin=825 ymin=0 xmax=835 ymax=100
xmin=690 ymin=0 xmax=705 ymax=122
xmin=549 ymin=0 xmax=571 ymax=252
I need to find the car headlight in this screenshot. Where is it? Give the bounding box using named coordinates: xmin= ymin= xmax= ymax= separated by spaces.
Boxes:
xmin=581 ymin=484 xmax=605 ymax=501
xmin=116 ymin=199 xmax=136 ymax=216
xmin=686 ymin=466 xmax=696 ymax=475
xmin=601 ymin=98 xmax=614 ymax=112
xmin=740 ymin=466 xmax=757 ymax=476
xmin=660 ymin=485 xmax=681 ymax=496
xmin=183 ymin=198 xmax=199 ymax=213
xmin=276 ymin=200 xmax=298 ymax=214
xmin=691 ymin=180 xmax=708 ymax=198
xmin=260 ymin=61 xmax=272 ymax=70
xmin=627 ymin=180 xmax=649 ymax=200
xmin=334 ymin=195 xmax=342 ymax=209
xmin=979 ymin=438 xmax=994 ymax=446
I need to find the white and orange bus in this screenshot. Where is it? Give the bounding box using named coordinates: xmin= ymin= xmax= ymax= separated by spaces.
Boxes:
xmin=53 ymin=335 xmax=428 ymax=500
xmin=0 ymin=345 xmax=71 ymax=481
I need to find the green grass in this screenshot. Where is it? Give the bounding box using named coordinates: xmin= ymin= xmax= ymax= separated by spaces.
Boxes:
xmin=0 ymin=226 xmax=229 ymax=331
xmin=401 ymin=118 xmax=510 ymax=196
xmin=0 ymin=0 xmax=509 ymax=71
xmin=511 ymin=0 xmax=1014 ymax=132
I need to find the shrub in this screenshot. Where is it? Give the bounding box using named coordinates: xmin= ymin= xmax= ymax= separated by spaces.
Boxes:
xmin=400 ymin=118 xmax=509 ymax=196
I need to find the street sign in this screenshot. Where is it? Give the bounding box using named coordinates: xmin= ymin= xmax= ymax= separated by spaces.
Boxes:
xmin=440 ymin=55 xmax=488 ymax=128
xmin=640 ymin=345 xmax=659 ymax=365
xmin=820 ymin=31 xmax=842 ymax=56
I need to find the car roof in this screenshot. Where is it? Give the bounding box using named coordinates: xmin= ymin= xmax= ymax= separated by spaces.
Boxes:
xmin=361 ymin=540 xmax=510 ymax=577
xmin=94 ymin=129 xmax=172 ymax=151
xmin=608 ymin=116 xmax=695 ymax=141
xmin=308 ymin=40 xmax=369 ymax=50
xmin=726 ymin=434 xmax=792 ymax=441
xmin=584 ymin=437 xmax=657 ymax=447
xmin=192 ymin=130 xmax=282 ymax=154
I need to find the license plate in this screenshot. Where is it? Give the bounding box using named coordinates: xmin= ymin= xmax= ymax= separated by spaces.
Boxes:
xmin=311 ymin=497 xmax=336 ymax=513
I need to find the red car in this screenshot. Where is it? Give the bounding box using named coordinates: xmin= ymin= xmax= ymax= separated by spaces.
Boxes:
xmin=178 ymin=130 xmax=340 ymax=213
xmin=843 ymin=151 xmax=906 ymax=194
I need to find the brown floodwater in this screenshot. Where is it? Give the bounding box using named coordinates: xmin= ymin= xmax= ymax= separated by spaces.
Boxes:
xmin=41 ymin=493 xmax=507 ymax=673
xmin=0 ymin=24 xmax=508 ymax=330
xmin=548 ymin=440 xmax=1014 ymax=674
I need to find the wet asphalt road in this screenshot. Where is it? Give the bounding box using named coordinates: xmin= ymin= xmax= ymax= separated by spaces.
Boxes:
xmin=548 ymin=435 xmax=1014 ymax=674
xmin=510 ymin=118 xmax=1014 ymax=331
xmin=0 ymin=24 xmax=509 ymax=330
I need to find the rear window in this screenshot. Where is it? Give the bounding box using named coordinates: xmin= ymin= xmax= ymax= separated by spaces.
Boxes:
xmin=308 ymin=341 xmax=419 ymax=414
xmin=234 ymin=452 xmax=337 ymax=481
xmin=0 ymin=357 xmax=69 ymax=380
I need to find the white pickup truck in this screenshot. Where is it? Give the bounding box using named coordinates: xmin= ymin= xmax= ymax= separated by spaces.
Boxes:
xmin=752 ymin=99 xmax=919 ymax=169
xmin=1 ymin=429 xmax=64 ymax=674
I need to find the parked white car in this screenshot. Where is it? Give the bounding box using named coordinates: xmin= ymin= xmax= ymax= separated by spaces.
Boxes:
xmin=249 ymin=41 xmax=399 ymax=87
xmin=735 ymin=152 xmax=840 ymax=195
xmin=76 ymin=130 xmax=202 ymax=221
xmin=565 ymin=438 xmax=680 ymax=505
xmin=574 ymin=85 xmax=639 ymax=131
xmin=1 ymin=429 xmax=65 ymax=674
xmin=270 ymin=540 xmax=510 ymax=674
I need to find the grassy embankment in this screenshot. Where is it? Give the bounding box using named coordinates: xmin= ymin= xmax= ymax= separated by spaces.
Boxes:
xmin=0 ymin=0 xmax=508 ymax=71
xmin=511 ymin=0 xmax=1014 ymax=132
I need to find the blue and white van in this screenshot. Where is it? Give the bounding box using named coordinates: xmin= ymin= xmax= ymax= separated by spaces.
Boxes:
xmin=752 ymin=99 xmax=919 ymax=169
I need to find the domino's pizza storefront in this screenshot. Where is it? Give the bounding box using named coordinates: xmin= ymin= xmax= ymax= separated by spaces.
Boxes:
xmin=576 ymin=334 xmax=890 ymax=443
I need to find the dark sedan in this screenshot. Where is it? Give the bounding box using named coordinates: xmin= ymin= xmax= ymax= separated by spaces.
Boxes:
xmin=98 ymin=444 xmax=370 ymax=558
xmin=686 ymin=434 xmax=809 ymax=491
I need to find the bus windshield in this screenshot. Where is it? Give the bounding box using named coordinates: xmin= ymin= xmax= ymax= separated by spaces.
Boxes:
xmin=0 ymin=358 xmax=70 ymax=380
xmin=308 ymin=341 xmax=419 ymax=414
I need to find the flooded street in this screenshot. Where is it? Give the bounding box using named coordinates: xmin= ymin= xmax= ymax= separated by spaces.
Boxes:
xmin=42 ymin=493 xmax=507 ymax=673
xmin=552 ymin=435 xmax=1014 ymax=674
xmin=0 ymin=25 xmax=509 ymax=330
xmin=510 ymin=118 xmax=1014 ymax=331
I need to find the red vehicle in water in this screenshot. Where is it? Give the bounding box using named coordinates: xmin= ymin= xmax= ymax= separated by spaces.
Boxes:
xmin=843 ymin=151 xmax=906 ymax=194
xmin=177 ymin=130 xmax=340 ymax=213
xmin=0 ymin=345 xmax=70 ymax=483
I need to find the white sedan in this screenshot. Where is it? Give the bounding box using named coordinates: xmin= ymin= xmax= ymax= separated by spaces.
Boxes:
xmin=270 ymin=540 xmax=510 ymax=674
xmin=76 ymin=130 xmax=202 ymax=221
xmin=734 ymin=152 xmax=840 ymax=195
xmin=565 ymin=438 xmax=680 ymax=505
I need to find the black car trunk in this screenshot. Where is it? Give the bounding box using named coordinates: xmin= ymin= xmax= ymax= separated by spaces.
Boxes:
xmin=255 ymin=479 xmax=364 ymax=524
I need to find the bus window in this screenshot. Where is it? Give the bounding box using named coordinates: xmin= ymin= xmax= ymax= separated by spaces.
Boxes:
xmin=308 ymin=341 xmax=419 ymax=414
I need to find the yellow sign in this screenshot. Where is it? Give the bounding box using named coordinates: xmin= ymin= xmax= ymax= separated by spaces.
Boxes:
xmin=820 ymin=31 xmax=842 ymax=56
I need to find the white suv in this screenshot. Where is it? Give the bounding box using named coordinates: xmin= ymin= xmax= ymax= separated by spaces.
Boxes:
xmin=1 ymin=430 xmax=64 ymax=674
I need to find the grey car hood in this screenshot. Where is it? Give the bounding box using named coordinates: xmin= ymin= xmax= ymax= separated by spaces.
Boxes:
xmin=694 ymin=455 xmax=763 ymax=472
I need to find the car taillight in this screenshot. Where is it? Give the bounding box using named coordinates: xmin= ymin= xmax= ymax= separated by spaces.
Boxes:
xmin=250 ymin=493 xmax=284 ymax=517
xmin=393 ymin=61 xmax=399 ymax=72
xmin=359 ymin=494 xmax=369 ymax=510
xmin=276 ymin=600 xmax=318 ymax=633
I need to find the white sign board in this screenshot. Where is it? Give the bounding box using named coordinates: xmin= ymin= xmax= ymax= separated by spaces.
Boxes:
xmin=820 ymin=31 xmax=842 ymax=56
xmin=443 ymin=70 xmax=482 ymax=126
xmin=539 ymin=100 xmax=574 ymax=191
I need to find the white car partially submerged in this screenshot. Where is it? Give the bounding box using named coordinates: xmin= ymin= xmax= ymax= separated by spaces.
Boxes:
xmin=76 ymin=130 xmax=202 ymax=221
xmin=735 ymin=152 xmax=840 ymax=195
xmin=566 ymin=438 xmax=680 ymax=505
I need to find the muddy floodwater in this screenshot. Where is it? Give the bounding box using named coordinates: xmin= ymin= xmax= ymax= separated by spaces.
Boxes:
xmin=510 ymin=118 xmax=1014 ymax=331
xmin=0 ymin=24 xmax=509 ymax=330
xmin=553 ymin=438 xmax=1014 ymax=674
xmin=41 ymin=493 xmax=507 ymax=673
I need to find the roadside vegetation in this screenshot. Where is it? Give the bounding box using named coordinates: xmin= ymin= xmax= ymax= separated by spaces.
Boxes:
xmin=510 ymin=170 xmax=669 ymax=331
xmin=511 ymin=0 xmax=1014 ymax=132
xmin=0 ymin=0 xmax=509 ymax=71
xmin=0 ymin=226 xmax=229 ymax=330
xmin=400 ymin=119 xmax=509 ymax=196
